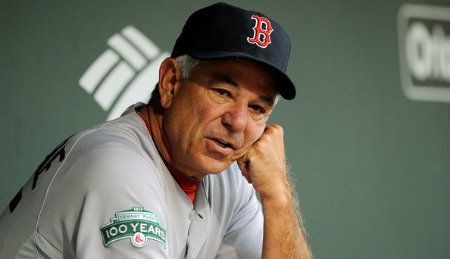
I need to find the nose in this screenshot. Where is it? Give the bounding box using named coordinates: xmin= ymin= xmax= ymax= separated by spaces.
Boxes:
xmin=221 ymin=102 xmax=248 ymax=133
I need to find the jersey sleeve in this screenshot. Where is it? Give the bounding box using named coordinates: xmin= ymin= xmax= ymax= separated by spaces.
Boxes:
xmin=36 ymin=134 xmax=170 ymax=259
xmin=215 ymin=166 xmax=264 ymax=259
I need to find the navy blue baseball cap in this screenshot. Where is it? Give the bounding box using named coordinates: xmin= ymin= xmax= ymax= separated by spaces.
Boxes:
xmin=171 ymin=2 xmax=296 ymax=100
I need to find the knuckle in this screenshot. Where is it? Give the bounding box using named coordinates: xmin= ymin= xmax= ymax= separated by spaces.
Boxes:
xmin=268 ymin=124 xmax=283 ymax=133
xmin=266 ymin=124 xmax=284 ymax=138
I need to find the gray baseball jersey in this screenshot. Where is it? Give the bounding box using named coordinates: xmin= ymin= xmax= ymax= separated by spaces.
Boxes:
xmin=0 ymin=104 xmax=263 ymax=259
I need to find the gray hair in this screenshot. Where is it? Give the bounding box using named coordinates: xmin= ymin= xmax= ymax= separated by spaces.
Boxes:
xmin=176 ymin=55 xmax=199 ymax=79
xmin=149 ymin=55 xmax=199 ymax=105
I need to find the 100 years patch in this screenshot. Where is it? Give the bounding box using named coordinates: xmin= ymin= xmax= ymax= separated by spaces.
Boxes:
xmin=100 ymin=207 xmax=166 ymax=248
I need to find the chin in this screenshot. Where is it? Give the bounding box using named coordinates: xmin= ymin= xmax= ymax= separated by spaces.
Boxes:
xmin=196 ymin=156 xmax=233 ymax=175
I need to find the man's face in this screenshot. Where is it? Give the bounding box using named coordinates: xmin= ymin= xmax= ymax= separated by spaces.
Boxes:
xmin=162 ymin=58 xmax=277 ymax=179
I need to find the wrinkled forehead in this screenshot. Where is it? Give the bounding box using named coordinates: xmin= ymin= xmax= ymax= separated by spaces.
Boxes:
xmin=190 ymin=58 xmax=279 ymax=97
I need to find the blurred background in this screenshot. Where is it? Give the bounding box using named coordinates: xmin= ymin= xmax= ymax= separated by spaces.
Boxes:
xmin=1 ymin=1 xmax=449 ymax=258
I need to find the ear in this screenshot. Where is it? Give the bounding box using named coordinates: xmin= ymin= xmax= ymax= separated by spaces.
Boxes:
xmin=158 ymin=57 xmax=182 ymax=109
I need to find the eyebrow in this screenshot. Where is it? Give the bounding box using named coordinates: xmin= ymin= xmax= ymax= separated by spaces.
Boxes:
xmin=210 ymin=74 xmax=239 ymax=88
xmin=209 ymin=74 xmax=275 ymax=106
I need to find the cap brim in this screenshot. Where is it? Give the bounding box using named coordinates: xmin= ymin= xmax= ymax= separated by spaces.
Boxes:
xmin=190 ymin=51 xmax=296 ymax=100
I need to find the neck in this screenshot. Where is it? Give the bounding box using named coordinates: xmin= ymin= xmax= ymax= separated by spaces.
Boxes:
xmin=141 ymin=104 xmax=200 ymax=181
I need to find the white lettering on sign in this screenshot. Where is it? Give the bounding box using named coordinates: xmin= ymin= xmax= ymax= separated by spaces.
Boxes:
xmin=406 ymin=22 xmax=450 ymax=82
xmin=398 ymin=4 xmax=450 ymax=103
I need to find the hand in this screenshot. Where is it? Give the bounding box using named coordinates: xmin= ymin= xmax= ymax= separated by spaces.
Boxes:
xmin=237 ymin=124 xmax=290 ymax=201
xmin=239 ymin=125 xmax=311 ymax=258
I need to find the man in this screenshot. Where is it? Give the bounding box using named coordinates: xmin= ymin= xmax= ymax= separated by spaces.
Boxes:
xmin=0 ymin=3 xmax=311 ymax=259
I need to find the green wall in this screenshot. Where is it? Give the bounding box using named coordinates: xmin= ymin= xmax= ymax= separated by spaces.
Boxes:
xmin=1 ymin=1 xmax=449 ymax=258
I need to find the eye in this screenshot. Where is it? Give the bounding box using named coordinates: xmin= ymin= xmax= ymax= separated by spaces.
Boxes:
xmin=208 ymin=87 xmax=234 ymax=104
xmin=214 ymin=88 xmax=230 ymax=97
xmin=249 ymin=104 xmax=266 ymax=115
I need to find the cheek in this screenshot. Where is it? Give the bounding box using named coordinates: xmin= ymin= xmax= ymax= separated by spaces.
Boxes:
xmin=164 ymin=105 xmax=195 ymax=152
xmin=172 ymin=104 xmax=213 ymax=146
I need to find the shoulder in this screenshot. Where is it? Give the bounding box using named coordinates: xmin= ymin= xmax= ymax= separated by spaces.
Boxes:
xmin=35 ymin=115 xmax=170 ymax=255
xmin=40 ymin=113 xmax=166 ymax=209
xmin=63 ymin=113 xmax=161 ymax=180
xmin=54 ymin=114 xmax=166 ymax=199
xmin=36 ymin=112 xmax=167 ymax=222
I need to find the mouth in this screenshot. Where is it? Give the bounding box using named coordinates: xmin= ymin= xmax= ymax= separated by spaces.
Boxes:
xmin=210 ymin=138 xmax=234 ymax=149
xmin=204 ymin=136 xmax=239 ymax=159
